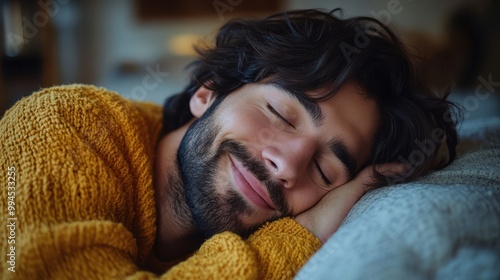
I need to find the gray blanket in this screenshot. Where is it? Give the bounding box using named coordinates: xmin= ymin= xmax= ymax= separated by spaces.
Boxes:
xmin=296 ymin=117 xmax=500 ymax=280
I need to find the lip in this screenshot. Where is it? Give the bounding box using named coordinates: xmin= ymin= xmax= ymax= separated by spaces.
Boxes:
xmin=229 ymin=156 xmax=277 ymax=211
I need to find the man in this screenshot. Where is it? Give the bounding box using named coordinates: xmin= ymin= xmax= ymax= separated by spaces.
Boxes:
xmin=0 ymin=9 xmax=457 ymax=279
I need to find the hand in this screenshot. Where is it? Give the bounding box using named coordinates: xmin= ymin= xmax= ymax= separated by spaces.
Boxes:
xmin=295 ymin=163 xmax=406 ymax=243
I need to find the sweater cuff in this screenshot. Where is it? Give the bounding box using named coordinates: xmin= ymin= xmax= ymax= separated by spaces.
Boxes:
xmin=248 ymin=217 xmax=322 ymax=248
xmin=245 ymin=217 xmax=322 ymax=279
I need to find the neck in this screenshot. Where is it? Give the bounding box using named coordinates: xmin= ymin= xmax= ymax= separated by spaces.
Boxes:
xmin=152 ymin=121 xmax=204 ymax=262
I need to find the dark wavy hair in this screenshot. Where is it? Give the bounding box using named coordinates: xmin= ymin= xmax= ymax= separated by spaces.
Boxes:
xmin=162 ymin=9 xmax=459 ymax=185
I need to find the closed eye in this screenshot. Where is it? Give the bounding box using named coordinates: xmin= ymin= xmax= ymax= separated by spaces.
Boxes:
xmin=314 ymin=160 xmax=332 ymax=186
xmin=267 ymin=104 xmax=295 ymax=128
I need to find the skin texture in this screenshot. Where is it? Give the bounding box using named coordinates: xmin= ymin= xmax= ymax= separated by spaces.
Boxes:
xmin=153 ymin=82 xmax=380 ymax=261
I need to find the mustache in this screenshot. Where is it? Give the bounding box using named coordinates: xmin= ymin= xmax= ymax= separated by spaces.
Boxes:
xmin=219 ymin=139 xmax=290 ymax=215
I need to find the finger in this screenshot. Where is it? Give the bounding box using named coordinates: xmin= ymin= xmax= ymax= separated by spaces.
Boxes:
xmin=350 ymin=165 xmax=380 ymax=190
xmin=352 ymin=163 xmax=412 ymax=189
xmin=374 ymin=162 xmax=410 ymax=176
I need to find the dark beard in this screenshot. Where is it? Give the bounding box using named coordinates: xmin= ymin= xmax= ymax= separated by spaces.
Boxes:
xmin=177 ymin=101 xmax=290 ymax=238
xmin=163 ymin=165 xmax=196 ymax=232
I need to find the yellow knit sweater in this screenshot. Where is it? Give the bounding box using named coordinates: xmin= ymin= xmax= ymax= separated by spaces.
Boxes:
xmin=0 ymin=85 xmax=321 ymax=279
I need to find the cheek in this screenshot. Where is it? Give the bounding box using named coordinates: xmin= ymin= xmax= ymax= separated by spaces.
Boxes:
xmin=217 ymin=108 xmax=273 ymax=151
xmin=220 ymin=106 xmax=265 ymax=132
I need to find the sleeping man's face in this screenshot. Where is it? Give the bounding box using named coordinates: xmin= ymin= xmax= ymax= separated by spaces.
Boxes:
xmin=178 ymin=82 xmax=380 ymax=237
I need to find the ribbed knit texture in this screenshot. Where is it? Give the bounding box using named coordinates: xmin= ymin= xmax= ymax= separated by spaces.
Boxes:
xmin=0 ymin=85 xmax=321 ymax=279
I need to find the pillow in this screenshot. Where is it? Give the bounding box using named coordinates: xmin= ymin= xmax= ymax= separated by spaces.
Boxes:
xmin=296 ymin=117 xmax=500 ymax=280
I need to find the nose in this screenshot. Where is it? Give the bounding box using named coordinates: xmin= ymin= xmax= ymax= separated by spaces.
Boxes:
xmin=261 ymin=136 xmax=316 ymax=189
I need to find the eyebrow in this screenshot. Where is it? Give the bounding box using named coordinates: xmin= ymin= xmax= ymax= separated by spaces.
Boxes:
xmin=328 ymin=139 xmax=357 ymax=180
xmin=268 ymin=83 xmax=324 ymax=127
xmin=266 ymin=83 xmax=357 ymax=180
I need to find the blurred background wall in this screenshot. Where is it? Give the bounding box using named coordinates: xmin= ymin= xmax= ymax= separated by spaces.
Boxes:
xmin=1 ymin=0 xmax=499 ymax=118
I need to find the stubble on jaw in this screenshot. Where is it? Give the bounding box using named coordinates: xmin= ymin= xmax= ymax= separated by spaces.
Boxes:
xmin=162 ymin=165 xmax=197 ymax=232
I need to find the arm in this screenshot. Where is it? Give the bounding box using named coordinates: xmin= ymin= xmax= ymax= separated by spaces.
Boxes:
xmin=296 ymin=164 xmax=404 ymax=242
xmin=164 ymin=218 xmax=321 ymax=279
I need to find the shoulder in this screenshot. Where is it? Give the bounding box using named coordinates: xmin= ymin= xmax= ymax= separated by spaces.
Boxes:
xmin=2 ymin=84 xmax=126 ymax=123
xmin=2 ymin=84 xmax=162 ymax=136
xmin=1 ymin=84 xmax=163 ymax=168
xmin=25 ymin=84 xmax=129 ymax=112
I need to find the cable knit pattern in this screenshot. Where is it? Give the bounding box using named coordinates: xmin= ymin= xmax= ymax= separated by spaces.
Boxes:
xmin=0 ymin=85 xmax=321 ymax=279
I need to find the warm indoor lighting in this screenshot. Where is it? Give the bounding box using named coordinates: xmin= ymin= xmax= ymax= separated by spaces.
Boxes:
xmin=168 ymin=34 xmax=203 ymax=56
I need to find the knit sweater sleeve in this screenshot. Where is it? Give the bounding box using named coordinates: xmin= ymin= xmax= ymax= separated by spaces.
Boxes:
xmin=163 ymin=217 xmax=322 ymax=279
xmin=0 ymin=85 xmax=163 ymax=279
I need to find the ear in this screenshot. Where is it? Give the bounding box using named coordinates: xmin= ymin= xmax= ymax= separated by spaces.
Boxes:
xmin=190 ymin=86 xmax=214 ymax=118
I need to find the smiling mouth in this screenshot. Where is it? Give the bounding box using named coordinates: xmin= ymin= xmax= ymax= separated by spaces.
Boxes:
xmin=229 ymin=156 xmax=277 ymax=211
